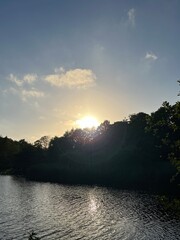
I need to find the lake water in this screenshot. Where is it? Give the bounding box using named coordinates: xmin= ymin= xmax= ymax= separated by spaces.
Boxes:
xmin=0 ymin=176 xmax=179 ymax=240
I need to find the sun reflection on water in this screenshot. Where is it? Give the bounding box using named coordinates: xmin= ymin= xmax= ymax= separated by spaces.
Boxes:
xmin=88 ymin=192 xmax=98 ymax=215
xmin=89 ymin=198 xmax=97 ymax=213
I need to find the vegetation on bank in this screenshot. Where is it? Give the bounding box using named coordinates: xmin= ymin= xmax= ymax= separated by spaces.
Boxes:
xmin=0 ymin=101 xmax=179 ymax=194
xmin=157 ymin=196 xmax=180 ymax=218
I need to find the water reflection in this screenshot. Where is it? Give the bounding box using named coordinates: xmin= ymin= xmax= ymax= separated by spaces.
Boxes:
xmin=89 ymin=195 xmax=97 ymax=213
xmin=0 ymin=176 xmax=179 ymax=240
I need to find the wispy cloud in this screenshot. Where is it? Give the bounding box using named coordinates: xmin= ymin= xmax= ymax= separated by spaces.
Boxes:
xmin=3 ymin=87 xmax=44 ymax=101
xmin=9 ymin=74 xmax=23 ymax=87
xmin=9 ymin=73 xmax=37 ymax=86
xmin=44 ymin=68 xmax=96 ymax=89
xmin=6 ymin=73 xmax=44 ymax=102
xmin=21 ymin=89 xmax=44 ymax=99
xmin=23 ymin=74 xmax=37 ymax=84
xmin=145 ymin=52 xmax=158 ymax=61
xmin=128 ymin=8 xmax=136 ymax=27
xmin=2 ymin=87 xmax=18 ymax=95
xmin=6 ymin=68 xmax=96 ymax=102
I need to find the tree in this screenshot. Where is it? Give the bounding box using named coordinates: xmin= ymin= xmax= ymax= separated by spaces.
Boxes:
xmin=34 ymin=136 xmax=50 ymax=149
xmin=146 ymin=101 xmax=180 ymax=180
xmin=0 ymin=136 xmax=20 ymax=172
xmin=97 ymin=120 xmax=110 ymax=134
xmin=127 ymin=112 xmax=150 ymax=150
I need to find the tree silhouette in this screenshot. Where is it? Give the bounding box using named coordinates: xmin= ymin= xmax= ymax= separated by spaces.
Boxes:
xmin=34 ymin=136 xmax=50 ymax=149
xmin=0 ymin=102 xmax=179 ymax=192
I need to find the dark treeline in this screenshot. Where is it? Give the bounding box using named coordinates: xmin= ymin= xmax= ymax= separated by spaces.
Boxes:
xmin=0 ymin=101 xmax=179 ymax=194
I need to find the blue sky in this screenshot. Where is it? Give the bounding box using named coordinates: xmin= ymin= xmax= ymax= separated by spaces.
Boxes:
xmin=0 ymin=0 xmax=180 ymax=142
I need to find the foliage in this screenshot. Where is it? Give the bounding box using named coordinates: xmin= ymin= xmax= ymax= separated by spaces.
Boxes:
xmin=157 ymin=195 xmax=180 ymax=218
xmin=0 ymin=102 xmax=179 ymax=193
xmin=146 ymin=101 xmax=180 ymax=180
xmin=34 ymin=136 xmax=50 ymax=149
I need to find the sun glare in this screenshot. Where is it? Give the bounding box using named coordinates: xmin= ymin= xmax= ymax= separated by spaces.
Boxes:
xmin=76 ymin=116 xmax=99 ymax=129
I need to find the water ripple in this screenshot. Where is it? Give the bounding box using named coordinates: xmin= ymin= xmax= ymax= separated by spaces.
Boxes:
xmin=0 ymin=176 xmax=179 ymax=240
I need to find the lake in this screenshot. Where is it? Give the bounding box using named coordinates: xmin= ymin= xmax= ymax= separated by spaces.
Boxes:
xmin=0 ymin=176 xmax=179 ymax=240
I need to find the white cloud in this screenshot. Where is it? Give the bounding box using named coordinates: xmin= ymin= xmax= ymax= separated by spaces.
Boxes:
xmin=128 ymin=8 xmax=136 ymax=26
xmin=22 ymin=89 xmax=44 ymax=98
xmin=7 ymin=73 xmax=43 ymax=101
xmin=9 ymin=73 xmax=37 ymax=86
xmin=2 ymin=87 xmax=18 ymax=96
xmin=23 ymin=74 xmax=37 ymax=84
xmin=3 ymin=85 xmax=44 ymax=101
xmin=145 ymin=52 xmax=158 ymax=60
xmin=44 ymin=68 xmax=96 ymax=89
xmin=20 ymin=89 xmax=44 ymax=102
xmin=54 ymin=67 xmax=65 ymax=73
xmin=9 ymin=74 xmax=23 ymax=86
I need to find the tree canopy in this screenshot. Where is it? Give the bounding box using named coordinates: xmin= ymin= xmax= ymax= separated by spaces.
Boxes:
xmin=0 ymin=101 xmax=179 ymax=193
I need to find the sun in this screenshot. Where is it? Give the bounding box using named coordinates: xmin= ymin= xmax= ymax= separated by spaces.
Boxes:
xmin=76 ymin=116 xmax=99 ymax=129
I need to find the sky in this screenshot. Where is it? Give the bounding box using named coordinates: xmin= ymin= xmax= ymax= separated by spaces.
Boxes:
xmin=0 ymin=0 xmax=180 ymax=142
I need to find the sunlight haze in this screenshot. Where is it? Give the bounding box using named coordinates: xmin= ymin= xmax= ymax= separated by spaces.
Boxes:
xmin=76 ymin=116 xmax=100 ymax=129
xmin=0 ymin=0 xmax=179 ymax=142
